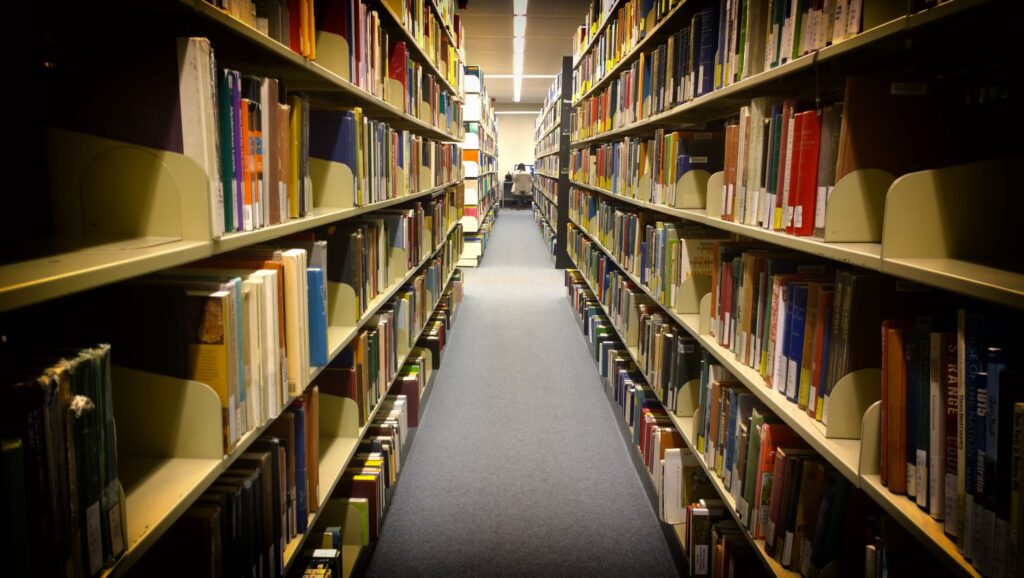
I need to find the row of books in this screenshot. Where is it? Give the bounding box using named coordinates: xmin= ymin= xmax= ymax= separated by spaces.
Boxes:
xmin=570 ymin=0 xmax=874 ymax=116
xmin=879 ymin=311 xmax=1023 ymax=576
xmin=298 ymin=393 xmax=412 ymax=575
xmin=534 ymin=156 xmax=559 ymax=178
xmin=534 ymin=174 xmax=557 ymax=202
xmin=569 ymin=129 xmax=724 ymax=206
xmin=569 ymin=5 xmax=719 ymax=138
xmin=297 ymin=281 xmax=461 ymax=571
xmin=64 ymin=33 xmax=463 ymax=243
xmin=204 ymin=0 xmax=317 ymax=59
xmin=1 ymin=346 xmax=123 ymax=577
xmin=564 ymin=267 xmax=770 ymax=576
xmin=533 ymin=204 xmax=557 ymax=258
xmin=318 ymin=0 xmax=463 ymax=127
xmin=572 ymin=0 xmax=634 ymax=63
xmin=310 ymin=109 xmax=462 ymax=207
xmin=378 ymin=0 xmax=464 ymax=92
xmin=132 ymin=388 xmax=321 ymax=578
xmin=317 ymin=192 xmax=459 ymax=321
xmin=534 ymin=128 xmax=560 ymax=159
xmin=572 ymin=0 xmax=693 ymax=101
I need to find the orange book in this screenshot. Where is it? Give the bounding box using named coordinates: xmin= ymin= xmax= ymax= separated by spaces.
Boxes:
xmin=241 ymin=100 xmax=254 ymax=230
xmin=883 ymin=321 xmax=910 ymax=494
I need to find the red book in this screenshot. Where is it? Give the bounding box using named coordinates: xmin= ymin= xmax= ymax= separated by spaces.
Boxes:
xmin=240 ymin=99 xmax=254 ymax=231
xmin=389 ymin=42 xmax=408 ymax=110
xmin=288 ymin=0 xmax=303 ymax=55
xmin=789 ymin=110 xmax=821 ymax=236
xmin=784 ymin=111 xmax=805 ymax=235
xmin=722 ymin=123 xmax=738 ymax=221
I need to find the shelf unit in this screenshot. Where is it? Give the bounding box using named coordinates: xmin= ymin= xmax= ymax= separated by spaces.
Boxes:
xmin=459 ymin=64 xmax=499 ymax=268
xmin=279 ymin=260 xmax=462 ymax=575
xmin=103 ymin=222 xmax=463 ymax=577
xmin=563 ymin=204 xmax=984 ymax=577
xmin=7 ymin=2 xmax=470 ymax=576
xmin=530 ymin=57 xmax=573 ymax=269
xmin=564 ymin=254 xmax=798 ymax=577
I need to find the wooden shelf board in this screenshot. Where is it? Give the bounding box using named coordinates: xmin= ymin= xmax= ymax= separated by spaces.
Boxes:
xmin=0 ymin=238 xmax=210 ymax=313
xmin=860 ymin=475 xmax=980 ymax=578
xmin=111 ymin=457 xmax=221 ymax=574
xmin=568 ymin=219 xmax=862 ymax=483
xmin=881 ymin=257 xmax=1024 ymax=309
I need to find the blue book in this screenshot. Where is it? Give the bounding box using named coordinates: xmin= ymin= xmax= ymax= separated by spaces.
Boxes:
xmin=698 ymin=6 xmax=718 ymax=96
xmin=289 ymin=402 xmax=308 ymax=533
xmin=963 ymin=311 xmax=985 ymax=529
xmin=786 ymin=284 xmax=809 ymax=402
xmin=307 ymin=268 xmax=328 ymax=367
xmin=909 ymin=316 xmax=934 ymax=506
xmin=982 ymin=347 xmax=1005 ymax=512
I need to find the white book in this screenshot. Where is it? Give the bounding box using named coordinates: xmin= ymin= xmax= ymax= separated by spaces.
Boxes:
xmin=664 ymin=449 xmax=686 ymax=525
xmin=177 ymin=37 xmax=224 ymax=239
xmin=282 ymin=249 xmax=310 ymax=395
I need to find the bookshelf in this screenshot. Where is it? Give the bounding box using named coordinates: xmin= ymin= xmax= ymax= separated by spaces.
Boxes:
xmin=459 ymin=65 xmax=500 ymax=268
xmin=531 ymin=57 xmax=574 ymax=269
xmin=5 ymin=1 xmax=468 ymax=576
xmin=563 ymin=206 xmax=981 ymax=576
xmin=565 ymin=258 xmax=799 ymax=577
xmin=563 ymin=0 xmax=1019 ymax=574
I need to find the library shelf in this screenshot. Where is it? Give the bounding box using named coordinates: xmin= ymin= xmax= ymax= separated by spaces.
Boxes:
xmin=572 ymin=0 xmax=691 ymax=105
xmin=567 ymin=219 xmax=863 ymax=483
xmin=535 ymin=149 xmax=560 ymax=159
xmin=566 ymin=250 xmax=795 ymax=577
xmin=536 ymin=171 xmax=560 ymax=180
xmin=880 ymin=258 xmax=1024 ymax=310
xmin=181 ymin=0 xmax=464 ymax=141
xmin=567 ymin=217 xmax=984 ymax=577
xmin=280 ymin=262 xmax=460 ymax=574
xmin=367 ymin=0 xmax=464 ymax=99
xmin=538 ymin=121 xmax=561 ymax=141
xmin=0 ymin=181 xmax=462 ymax=313
xmin=572 ymin=0 xmax=627 ymax=68
xmin=569 ymin=180 xmax=883 ymax=271
xmin=99 ymin=224 xmax=460 ymax=577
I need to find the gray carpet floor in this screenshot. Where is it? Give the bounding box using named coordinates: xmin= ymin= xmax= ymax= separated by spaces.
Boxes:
xmin=363 ymin=208 xmax=680 ymax=577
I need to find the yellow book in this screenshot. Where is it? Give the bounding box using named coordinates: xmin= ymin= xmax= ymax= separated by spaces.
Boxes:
xmin=185 ymin=289 xmax=238 ymax=452
xmin=289 ymin=96 xmax=302 ymax=218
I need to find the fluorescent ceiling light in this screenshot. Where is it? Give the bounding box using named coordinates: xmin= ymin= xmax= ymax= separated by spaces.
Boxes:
xmin=513 ymin=52 xmax=524 ymax=75
xmin=513 ymin=16 xmax=526 ymax=36
xmin=513 ymin=37 xmax=525 ymax=53
xmin=514 ymin=80 xmax=522 ymax=102
xmin=514 ymin=0 xmax=528 ymax=14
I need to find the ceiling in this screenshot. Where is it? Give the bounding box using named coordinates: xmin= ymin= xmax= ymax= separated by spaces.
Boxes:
xmin=457 ymin=0 xmax=590 ymax=105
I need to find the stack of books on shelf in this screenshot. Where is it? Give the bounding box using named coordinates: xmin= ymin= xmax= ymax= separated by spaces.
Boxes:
xmin=459 ymin=65 xmax=500 ymax=268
